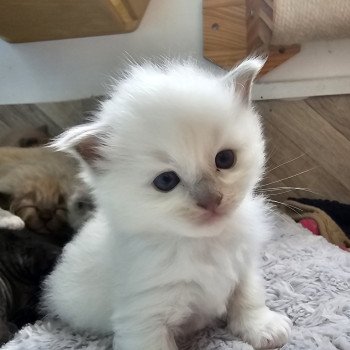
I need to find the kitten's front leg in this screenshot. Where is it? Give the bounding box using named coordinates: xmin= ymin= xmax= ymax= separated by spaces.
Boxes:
xmin=227 ymin=267 xmax=291 ymax=349
xmin=113 ymin=320 xmax=177 ymax=350
xmin=0 ymin=208 xmax=24 ymax=230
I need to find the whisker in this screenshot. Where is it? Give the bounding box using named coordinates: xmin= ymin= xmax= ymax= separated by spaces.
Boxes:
xmin=260 ymin=188 xmax=294 ymax=192
xmin=281 ymin=202 xmax=304 ymax=213
xmin=258 ymin=186 xmax=320 ymax=196
xmin=264 ymin=142 xmax=278 ymax=165
xmin=268 ymin=199 xmax=304 ymax=216
xmin=273 ymin=211 xmax=290 ymax=224
xmin=266 ymin=153 xmax=306 ymax=173
xmin=262 ymin=167 xmax=316 ymax=187
xmin=260 ymin=186 xmax=308 ymax=192
xmin=265 ymin=189 xmax=295 ymax=196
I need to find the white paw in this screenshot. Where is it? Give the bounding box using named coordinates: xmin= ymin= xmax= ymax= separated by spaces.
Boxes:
xmin=230 ymin=308 xmax=292 ymax=349
xmin=0 ymin=215 xmax=25 ymax=230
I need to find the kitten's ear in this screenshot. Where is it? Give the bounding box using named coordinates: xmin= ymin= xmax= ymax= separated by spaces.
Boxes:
xmin=51 ymin=123 xmax=106 ymax=169
xmin=224 ymin=57 xmax=265 ymax=104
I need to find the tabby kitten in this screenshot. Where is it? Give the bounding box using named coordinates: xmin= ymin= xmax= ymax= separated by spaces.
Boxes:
xmin=0 ymin=226 xmax=73 ymax=345
xmin=0 ymin=144 xmax=94 ymax=345
xmin=0 ymin=147 xmax=80 ymax=235
xmin=0 ymin=125 xmax=50 ymax=148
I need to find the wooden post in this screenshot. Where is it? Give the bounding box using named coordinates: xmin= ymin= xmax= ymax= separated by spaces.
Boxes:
xmin=203 ymin=0 xmax=301 ymax=75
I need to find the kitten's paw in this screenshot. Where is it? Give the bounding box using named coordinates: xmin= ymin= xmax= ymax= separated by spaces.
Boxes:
xmin=229 ymin=308 xmax=292 ymax=349
xmin=0 ymin=215 xmax=25 ymax=230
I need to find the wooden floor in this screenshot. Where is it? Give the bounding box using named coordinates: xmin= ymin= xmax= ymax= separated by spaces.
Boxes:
xmin=0 ymin=95 xmax=349 ymax=204
xmin=257 ymin=95 xmax=350 ymax=204
xmin=0 ymin=98 xmax=100 ymax=137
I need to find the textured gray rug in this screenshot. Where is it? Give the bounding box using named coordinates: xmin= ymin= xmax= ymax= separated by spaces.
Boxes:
xmin=2 ymin=216 xmax=350 ymax=350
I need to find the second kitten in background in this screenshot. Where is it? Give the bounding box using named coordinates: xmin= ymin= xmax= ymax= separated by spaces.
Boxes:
xmin=0 ymin=125 xmax=50 ymax=148
xmin=0 ymin=126 xmax=94 ymax=345
xmin=0 ymin=147 xmax=93 ymax=235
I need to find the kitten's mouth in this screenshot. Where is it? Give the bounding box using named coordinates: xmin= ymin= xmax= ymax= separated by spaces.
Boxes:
xmin=199 ymin=210 xmax=225 ymax=224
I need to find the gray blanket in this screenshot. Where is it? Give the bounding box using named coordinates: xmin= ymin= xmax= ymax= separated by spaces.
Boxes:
xmin=2 ymin=216 xmax=350 ymax=350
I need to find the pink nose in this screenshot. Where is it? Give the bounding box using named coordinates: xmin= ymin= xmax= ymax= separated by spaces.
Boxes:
xmin=196 ymin=192 xmax=223 ymax=212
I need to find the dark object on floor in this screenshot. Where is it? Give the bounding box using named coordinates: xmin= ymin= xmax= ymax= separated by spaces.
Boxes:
xmin=0 ymin=226 xmax=73 ymax=345
xmin=286 ymin=198 xmax=350 ymax=250
xmin=0 ymin=125 xmax=50 ymax=148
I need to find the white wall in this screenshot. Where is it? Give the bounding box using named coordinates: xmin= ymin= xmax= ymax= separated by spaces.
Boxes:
xmin=256 ymin=38 xmax=350 ymax=100
xmin=1 ymin=0 xmax=350 ymax=104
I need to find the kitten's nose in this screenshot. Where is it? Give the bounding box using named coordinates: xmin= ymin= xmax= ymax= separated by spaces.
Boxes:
xmin=39 ymin=209 xmax=53 ymax=222
xmin=196 ymin=192 xmax=223 ymax=212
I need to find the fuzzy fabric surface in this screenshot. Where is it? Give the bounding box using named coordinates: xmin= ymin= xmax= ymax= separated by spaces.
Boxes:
xmin=1 ymin=216 xmax=349 ymax=350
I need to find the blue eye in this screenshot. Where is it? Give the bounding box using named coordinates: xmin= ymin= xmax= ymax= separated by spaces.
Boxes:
xmin=153 ymin=171 xmax=180 ymax=192
xmin=215 ymin=149 xmax=235 ymax=169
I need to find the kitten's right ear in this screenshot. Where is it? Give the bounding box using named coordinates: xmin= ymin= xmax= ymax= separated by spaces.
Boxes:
xmin=51 ymin=123 xmax=106 ymax=169
xmin=223 ymin=57 xmax=266 ymax=104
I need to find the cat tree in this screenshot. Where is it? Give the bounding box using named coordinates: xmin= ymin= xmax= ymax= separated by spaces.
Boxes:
xmin=203 ymin=0 xmax=350 ymax=75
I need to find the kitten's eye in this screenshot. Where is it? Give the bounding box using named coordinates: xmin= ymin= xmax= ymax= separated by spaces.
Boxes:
xmin=153 ymin=171 xmax=180 ymax=192
xmin=215 ymin=149 xmax=235 ymax=169
xmin=20 ymin=137 xmax=39 ymax=147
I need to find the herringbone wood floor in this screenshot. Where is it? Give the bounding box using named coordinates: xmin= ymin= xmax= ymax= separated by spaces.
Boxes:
xmin=1 ymin=95 xmax=349 ymax=203
xmin=258 ymin=96 xmax=350 ymax=203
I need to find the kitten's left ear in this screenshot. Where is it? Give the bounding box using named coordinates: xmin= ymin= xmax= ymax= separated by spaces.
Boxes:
xmin=51 ymin=123 xmax=106 ymax=170
xmin=224 ymin=57 xmax=266 ymax=104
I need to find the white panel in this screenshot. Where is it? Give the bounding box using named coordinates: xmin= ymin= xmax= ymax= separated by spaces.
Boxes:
xmin=0 ymin=0 xmax=350 ymax=104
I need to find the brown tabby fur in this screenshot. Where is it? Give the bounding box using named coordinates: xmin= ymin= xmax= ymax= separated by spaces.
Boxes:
xmin=0 ymin=147 xmax=80 ymax=235
xmin=0 ymin=125 xmax=50 ymax=148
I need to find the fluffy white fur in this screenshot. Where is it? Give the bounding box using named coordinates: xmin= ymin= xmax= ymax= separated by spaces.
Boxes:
xmin=42 ymin=58 xmax=291 ymax=350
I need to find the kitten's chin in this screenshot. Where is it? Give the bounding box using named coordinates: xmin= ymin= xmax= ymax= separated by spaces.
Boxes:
xmin=188 ymin=222 xmax=228 ymax=237
xmin=113 ymin=216 xmax=229 ymax=238
xmin=180 ymin=215 xmax=231 ymax=238
xmin=197 ymin=209 xmax=227 ymax=225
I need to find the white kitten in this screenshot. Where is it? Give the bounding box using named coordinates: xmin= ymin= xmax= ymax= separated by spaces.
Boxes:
xmin=42 ymin=58 xmax=291 ymax=350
